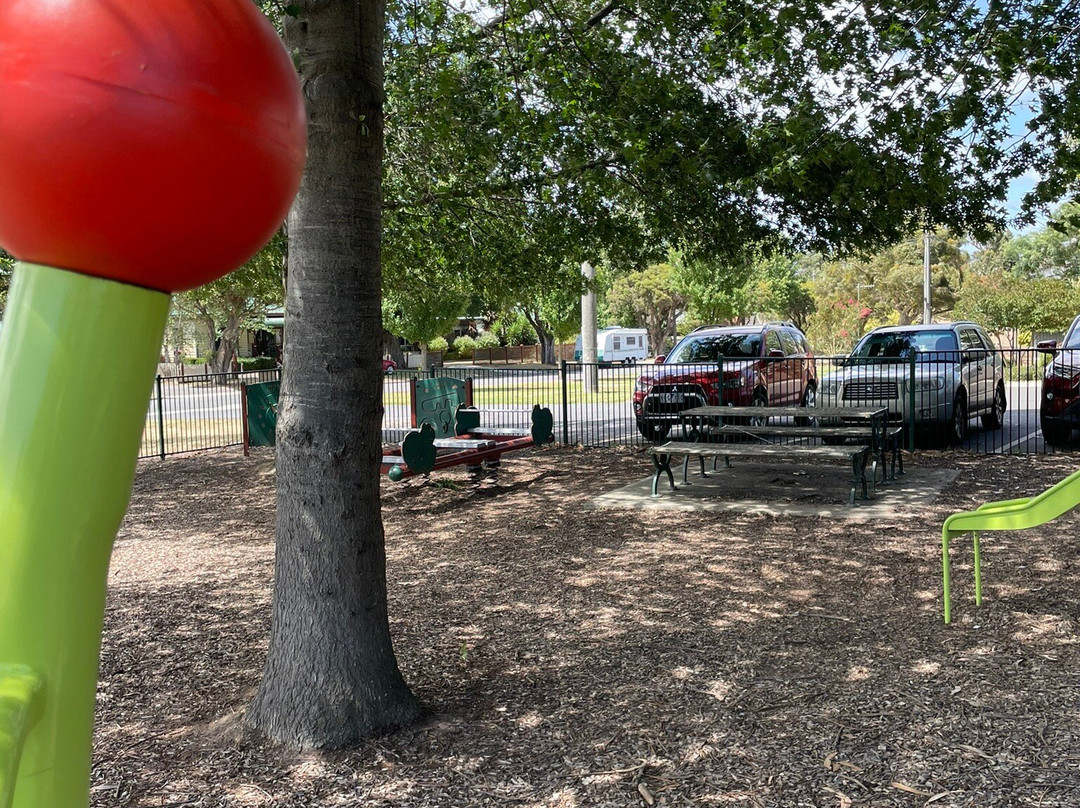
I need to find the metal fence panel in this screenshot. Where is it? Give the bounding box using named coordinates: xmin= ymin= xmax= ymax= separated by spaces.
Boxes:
xmin=136 ymin=349 xmax=1077 ymax=459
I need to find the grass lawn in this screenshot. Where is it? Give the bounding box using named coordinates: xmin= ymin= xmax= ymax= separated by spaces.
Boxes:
xmin=383 ymin=375 xmax=635 ymax=407
xmin=139 ymin=417 xmax=244 ymax=458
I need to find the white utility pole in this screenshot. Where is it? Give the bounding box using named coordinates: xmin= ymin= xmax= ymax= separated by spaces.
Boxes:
xmin=922 ymin=229 xmax=932 ymax=324
xmin=581 ymin=261 xmax=598 ymax=393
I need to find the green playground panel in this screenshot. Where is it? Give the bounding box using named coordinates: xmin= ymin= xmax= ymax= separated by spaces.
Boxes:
xmin=413 ymin=377 xmax=469 ymax=438
xmin=244 ymin=381 xmax=280 ymax=447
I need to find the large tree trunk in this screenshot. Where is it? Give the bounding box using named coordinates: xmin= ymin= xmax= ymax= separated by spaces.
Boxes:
xmin=209 ymin=313 xmax=241 ymax=379
xmin=523 ymin=311 xmax=555 ymax=365
xmin=247 ymin=0 xmax=420 ymax=749
xmin=383 ymin=329 xmax=405 ymax=365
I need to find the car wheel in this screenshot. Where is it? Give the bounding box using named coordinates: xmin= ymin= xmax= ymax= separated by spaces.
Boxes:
xmin=949 ymin=391 xmax=968 ymax=445
xmin=981 ymin=383 xmax=1006 ymax=429
xmin=750 ymin=391 xmax=769 ymax=427
xmin=1041 ymin=416 xmax=1071 ymax=447
xmin=637 ymin=421 xmax=670 ymax=442
xmin=794 ymin=383 xmax=817 ymax=426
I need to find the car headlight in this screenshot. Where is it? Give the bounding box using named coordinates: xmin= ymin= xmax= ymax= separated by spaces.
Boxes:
xmin=634 ymin=376 xmax=655 ymax=394
xmin=819 ymin=379 xmax=840 ymax=397
xmin=1047 ymin=363 xmax=1080 ymax=383
xmin=911 ymin=376 xmax=945 ymax=392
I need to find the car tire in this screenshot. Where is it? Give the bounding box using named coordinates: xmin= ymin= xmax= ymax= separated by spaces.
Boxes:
xmin=637 ymin=421 xmax=670 ymax=442
xmin=981 ymin=382 xmax=1006 ymax=429
xmin=794 ymin=383 xmax=817 ymax=426
xmin=1041 ymin=416 xmax=1071 ymax=447
xmin=949 ymin=390 xmax=968 ymax=445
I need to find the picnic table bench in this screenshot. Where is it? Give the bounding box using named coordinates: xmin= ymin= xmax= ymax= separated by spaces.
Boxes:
xmin=647 ymin=441 xmax=872 ymax=506
xmin=694 ymin=423 xmax=905 ymax=484
xmin=646 ymin=404 xmax=894 ymax=506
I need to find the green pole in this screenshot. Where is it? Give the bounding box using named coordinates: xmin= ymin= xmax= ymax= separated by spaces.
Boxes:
xmin=0 ymin=263 xmax=169 ymax=808
xmin=908 ymin=353 xmax=916 ymax=451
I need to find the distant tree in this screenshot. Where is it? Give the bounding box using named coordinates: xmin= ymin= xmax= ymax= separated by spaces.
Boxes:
xmin=173 ymin=232 xmax=285 ymax=376
xmin=808 ymin=231 xmax=967 ymax=335
xmin=607 ymin=263 xmax=687 ymax=355
xmin=979 ymin=204 xmax=1080 ymax=280
xmin=953 ymin=272 xmax=1080 ymax=336
xmin=747 ymin=256 xmax=817 ymax=331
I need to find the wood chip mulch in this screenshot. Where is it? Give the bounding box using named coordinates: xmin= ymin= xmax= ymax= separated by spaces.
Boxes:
xmin=92 ymin=445 xmax=1080 ymax=807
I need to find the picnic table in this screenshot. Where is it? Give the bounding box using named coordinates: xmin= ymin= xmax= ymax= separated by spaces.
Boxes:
xmin=678 ymin=405 xmax=903 ymax=484
xmin=645 ymin=404 xmax=899 ymax=506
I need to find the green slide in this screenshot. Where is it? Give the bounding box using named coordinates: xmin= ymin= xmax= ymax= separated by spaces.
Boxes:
xmin=941 ymin=466 xmax=1080 ymax=624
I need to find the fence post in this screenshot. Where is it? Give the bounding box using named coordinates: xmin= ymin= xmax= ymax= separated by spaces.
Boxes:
xmin=155 ymin=375 xmax=166 ymax=459
xmin=560 ymin=360 xmax=570 ymax=445
xmin=908 ymin=353 xmax=916 ymax=451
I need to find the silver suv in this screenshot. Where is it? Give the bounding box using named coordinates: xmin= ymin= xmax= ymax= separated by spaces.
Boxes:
xmin=816 ymin=322 xmax=1006 ymax=444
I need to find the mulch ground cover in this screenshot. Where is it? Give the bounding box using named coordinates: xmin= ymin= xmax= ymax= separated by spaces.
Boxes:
xmin=94 ymin=445 xmax=1080 ymax=807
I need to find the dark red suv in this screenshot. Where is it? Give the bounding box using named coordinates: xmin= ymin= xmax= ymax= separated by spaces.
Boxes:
xmin=1038 ymin=314 xmax=1080 ymax=446
xmin=632 ymin=323 xmax=817 ymax=440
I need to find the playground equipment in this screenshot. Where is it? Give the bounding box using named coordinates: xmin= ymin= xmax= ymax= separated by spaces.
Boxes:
xmin=0 ymin=2 xmax=306 ymax=806
xmin=941 ymin=466 xmax=1080 ymax=624
xmin=381 ymin=377 xmax=554 ymax=480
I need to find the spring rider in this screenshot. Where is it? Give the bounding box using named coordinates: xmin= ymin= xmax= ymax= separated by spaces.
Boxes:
xmin=0 ymin=1 xmax=306 ymax=805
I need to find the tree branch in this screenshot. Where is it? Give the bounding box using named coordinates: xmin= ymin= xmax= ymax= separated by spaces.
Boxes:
xmin=585 ymin=0 xmax=622 ymax=29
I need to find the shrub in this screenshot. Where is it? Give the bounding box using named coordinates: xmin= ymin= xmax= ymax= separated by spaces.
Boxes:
xmin=476 ymin=331 xmax=501 ymax=349
xmin=238 ymin=356 xmax=278 ymax=371
xmin=492 ymin=312 xmax=537 ymax=345
xmin=428 ymin=336 xmax=449 ymax=352
xmin=182 ymin=357 xmax=207 ymax=365
xmin=453 ymin=335 xmax=476 ymax=357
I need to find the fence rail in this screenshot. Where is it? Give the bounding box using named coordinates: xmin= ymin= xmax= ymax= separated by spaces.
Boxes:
xmin=141 ymin=348 xmax=1077 ymax=459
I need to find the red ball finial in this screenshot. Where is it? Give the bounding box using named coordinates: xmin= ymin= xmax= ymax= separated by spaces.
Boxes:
xmin=0 ymin=0 xmax=307 ymax=292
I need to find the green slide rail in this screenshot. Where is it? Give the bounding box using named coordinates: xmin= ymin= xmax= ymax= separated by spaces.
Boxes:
xmin=941 ymin=465 xmax=1080 ymax=624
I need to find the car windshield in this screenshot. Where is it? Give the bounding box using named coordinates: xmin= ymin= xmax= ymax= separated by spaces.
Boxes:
xmin=666 ymin=333 xmax=762 ymax=362
xmin=849 ymin=330 xmax=959 ymax=363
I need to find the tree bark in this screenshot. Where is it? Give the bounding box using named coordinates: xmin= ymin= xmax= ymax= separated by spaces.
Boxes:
xmin=207 ymin=312 xmax=242 ymax=378
xmin=523 ymin=310 xmax=556 ymax=365
xmin=383 ymin=329 xmax=405 ymax=365
xmin=247 ymin=0 xmax=420 ymax=748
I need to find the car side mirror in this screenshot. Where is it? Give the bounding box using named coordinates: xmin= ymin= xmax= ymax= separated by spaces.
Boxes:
xmin=767 ymin=349 xmax=785 ymax=359
xmin=961 ymin=349 xmax=984 ymax=363
xmin=654 ymin=355 xmax=666 ymax=364
xmin=1037 ymin=340 xmax=1058 ymax=355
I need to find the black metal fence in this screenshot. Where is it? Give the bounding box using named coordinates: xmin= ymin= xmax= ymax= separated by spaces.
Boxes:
xmin=141 ymin=348 xmax=1078 ymax=459
xmin=140 ymin=368 xmax=282 ymax=459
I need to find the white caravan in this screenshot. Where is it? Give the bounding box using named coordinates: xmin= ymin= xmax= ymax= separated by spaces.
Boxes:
xmin=575 ymin=326 xmax=649 ymax=364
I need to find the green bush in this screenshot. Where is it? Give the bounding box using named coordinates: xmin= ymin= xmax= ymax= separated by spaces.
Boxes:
xmin=476 ymin=331 xmax=501 ymax=349
xmin=493 ymin=312 xmax=537 ymax=345
xmin=454 ymin=335 xmax=476 ymax=357
xmin=182 ymin=357 xmax=207 ymax=365
xmin=428 ymin=336 xmax=449 ymax=352
xmin=238 ymin=356 xmax=278 ymax=371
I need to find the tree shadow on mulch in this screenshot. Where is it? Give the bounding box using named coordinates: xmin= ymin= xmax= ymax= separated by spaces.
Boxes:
xmin=93 ymin=446 xmax=1080 ymax=807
